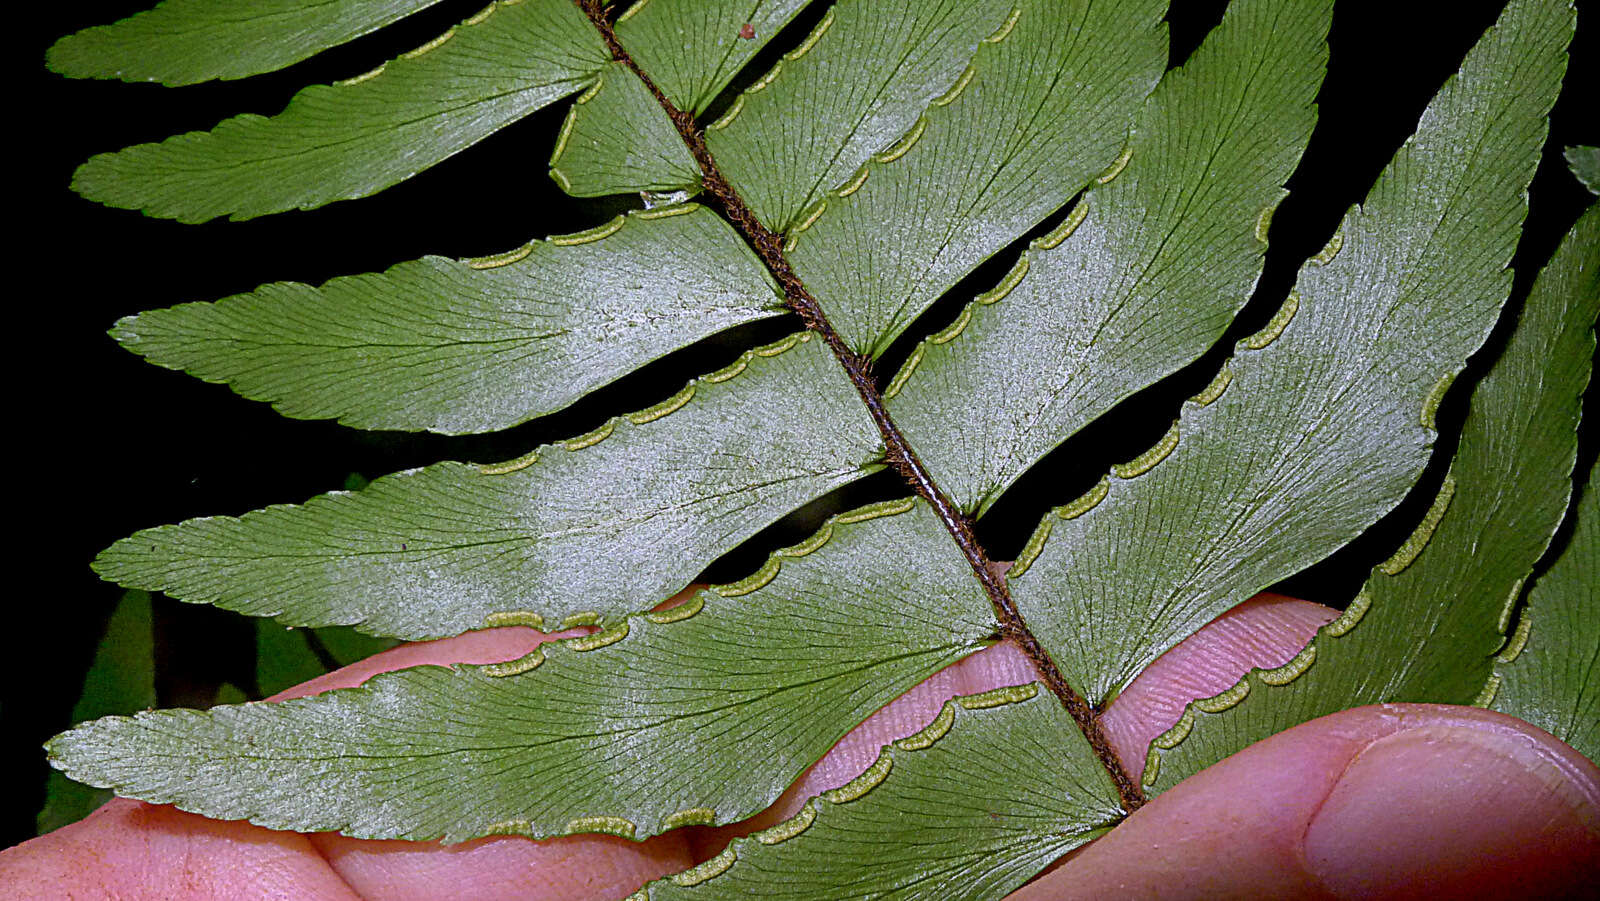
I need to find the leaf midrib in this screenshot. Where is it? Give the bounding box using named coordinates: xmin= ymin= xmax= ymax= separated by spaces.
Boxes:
xmin=568 ymin=0 xmax=1146 ymax=812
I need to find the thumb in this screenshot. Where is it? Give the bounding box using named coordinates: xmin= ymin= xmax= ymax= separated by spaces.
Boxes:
xmin=1017 ymin=703 xmax=1600 ymax=900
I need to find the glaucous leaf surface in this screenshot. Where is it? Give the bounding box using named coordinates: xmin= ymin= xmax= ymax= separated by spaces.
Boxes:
xmin=1009 ymin=0 xmax=1575 ymax=706
xmin=786 ymin=0 xmax=1170 ymax=356
xmin=1143 ymin=201 xmax=1598 ymax=792
xmin=1493 ymin=459 xmax=1600 ymax=761
xmin=111 ymin=204 xmax=784 ymax=434
xmin=47 ymin=0 xmax=448 ymax=85
xmin=644 ymin=687 xmax=1122 ymax=901
xmin=94 ymin=334 xmax=885 ymax=639
xmin=889 ymin=0 xmax=1329 ymax=514
xmin=72 ymin=0 xmax=609 ymax=222
xmin=705 ymin=0 xmax=1014 ymax=233
xmin=54 ymin=501 xmax=996 ymax=842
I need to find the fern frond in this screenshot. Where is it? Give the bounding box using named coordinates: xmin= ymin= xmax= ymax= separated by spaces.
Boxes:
xmin=1492 ymin=457 xmax=1600 ymax=760
xmin=54 ymin=499 xmax=1002 ymax=842
xmin=40 ymin=0 xmax=1595 ymax=894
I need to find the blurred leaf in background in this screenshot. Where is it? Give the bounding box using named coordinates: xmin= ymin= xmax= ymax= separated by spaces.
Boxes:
xmin=36 ymin=591 xmax=156 ymax=834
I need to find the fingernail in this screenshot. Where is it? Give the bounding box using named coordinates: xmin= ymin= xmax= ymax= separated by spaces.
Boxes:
xmin=1304 ymin=723 xmax=1600 ymax=899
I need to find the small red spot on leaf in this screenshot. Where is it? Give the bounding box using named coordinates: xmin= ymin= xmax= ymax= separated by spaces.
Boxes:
xmin=738 ymin=23 xmax=755 ymax=39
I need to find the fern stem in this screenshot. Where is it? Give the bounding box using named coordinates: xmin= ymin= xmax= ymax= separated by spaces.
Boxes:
xmin=573 ymin=0 xmax=1144 ymax=814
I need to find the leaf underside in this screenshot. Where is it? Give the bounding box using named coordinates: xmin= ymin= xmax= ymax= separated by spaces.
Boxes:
xmin=1492 ymin=461 xmax=1600 ymax=761
xmin=551 ymin=61 xmax=704 ymax=197
xmin=36 ymin=591 xmax=156 ymax=834
xmin=704 ymin=0 xmax=1015 ymax=233
xmin=96 ymin=333 xmax=885 ymax=639
xmin=888 ymin=0 xmax=1329 ymax=515
xmin=618 ymin=0 xmax=816 ymax=115
xmin=113 ymin=204 xmax=786 ymax=434
xmin=784 ymin=0 xmax=1170 ymax=356
xmin=1009 ymin=0 xmax=1574 ymax=707
xmin=57 ymin=500 xmax=1001 ymax=842
xmin=48 ymin=0 xmax=1596 ymax=897
xmin=644 ymin=688 xmax=1122 ymax=901
xmin=72 ymin=0 xmax=610 ymax=222
xmin=1145 ymin=199 xmax=1597 ymax=793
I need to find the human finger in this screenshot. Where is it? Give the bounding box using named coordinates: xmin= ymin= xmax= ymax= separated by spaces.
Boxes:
xmin=1012 ymin=703 xmax=1600 ymax=899
xmin=1017 ymin=592 xmax=1599 ymax=898
xmin=0 ymin=798 xmax=362 ymax=900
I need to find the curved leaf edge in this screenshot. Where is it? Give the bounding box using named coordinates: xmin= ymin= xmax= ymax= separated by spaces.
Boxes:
xmin=46 ymin=0 xmax=452 ymax=86
xmin=109 ymin=202 xmax=787 ymax=435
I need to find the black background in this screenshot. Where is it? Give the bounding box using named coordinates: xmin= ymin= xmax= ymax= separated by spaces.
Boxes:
xmin=8 ymin=0 xmax=1595 ymax=849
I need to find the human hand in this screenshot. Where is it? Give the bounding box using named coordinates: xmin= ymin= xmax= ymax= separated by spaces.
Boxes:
xmin=4 ymin=593 xmax=1596 ymax=899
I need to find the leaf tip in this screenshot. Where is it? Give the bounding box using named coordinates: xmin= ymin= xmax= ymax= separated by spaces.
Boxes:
xmin=1564 ymin=145 xmax=1600 ymax=195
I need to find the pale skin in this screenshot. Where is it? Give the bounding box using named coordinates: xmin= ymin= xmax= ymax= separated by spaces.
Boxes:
xmin=4 ymin=593 xmax=1596 ymax=899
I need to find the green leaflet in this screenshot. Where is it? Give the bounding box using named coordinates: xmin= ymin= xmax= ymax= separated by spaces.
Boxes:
xmin=52 ymin=500 xmax=997 ymax=843
xmin=71 ymin=0 xmax=609 ymax=222
xmin=618 ymin=0 xmax=817 ymax=115
xmin=643 ymin=687 xmax=1122 ymax=900
xmin=111 ymin=204 xmax=783 ymax=434
xmin=36 ymin=591 xmax=156 ymax=835
xmin=706 ymin=0 xmax=1015 ymax=233
xmin=1568 ymin=145 xmax=1600 ymax=195
xmin=889 ymin=0 xmax=1328 ymax=515
xmin=47 ymin=0 xmax=448 ymax=86
xmin=786 ymin=0 xmax=1170 ymax=357
xmin=1143 ymin=201 xmax=1598 ymax=793
xmin=93 ymin=334 xmax=885 ymax=640
xmin=1009 ymin=0 xmax=1575 ymax=707
xmin=549 ymin=62 xmax=703 ymax=197
xmin=1492 ymin=459 xmax=1600 ymax=760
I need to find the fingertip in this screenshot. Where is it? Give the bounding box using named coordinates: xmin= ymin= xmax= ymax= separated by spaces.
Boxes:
xmin=1011 ymin=704 xmax=1600 ymax=900
xmin=1303 ymin=712 xmax=1600 ymax=899
xmin=0 ymin=799 xmax=362 ymax=900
